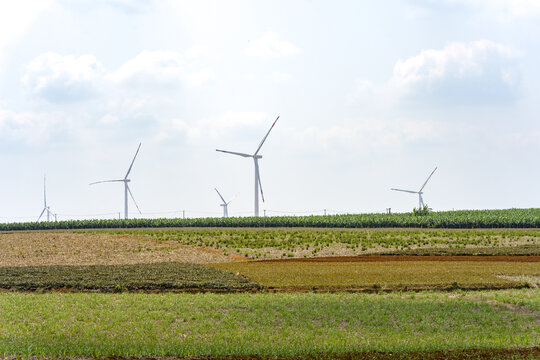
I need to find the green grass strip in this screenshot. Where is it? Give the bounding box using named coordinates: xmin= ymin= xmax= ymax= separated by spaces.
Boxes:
xmin=0 ymin=291 xmax=538 ymax=357
xmin=0 ymin=263 xmax=260 ymax=291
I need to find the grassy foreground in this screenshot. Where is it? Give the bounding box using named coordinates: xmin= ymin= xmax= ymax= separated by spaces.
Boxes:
xmin=0 ymin=291 xmax=538 ymax=357
xmin=0 ymin=263 xmax=260 ymax=291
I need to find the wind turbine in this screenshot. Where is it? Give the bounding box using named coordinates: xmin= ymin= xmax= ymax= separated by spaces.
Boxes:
xmin=38 ymin=175 xmax=53 ymax=222
xmin=391 ymin=167 xmax=438 ymax=208
xmin=89 ymin=143 xmax=142 ymax=219
xmin=216 ymin=115 xmax=279 ymax=217
xmin=214 ymin=188 xmax=233 ymax=217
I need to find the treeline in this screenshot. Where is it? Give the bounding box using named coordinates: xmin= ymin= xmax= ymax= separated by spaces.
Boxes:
xmin=1 ymin=208 xmax=539 ymax=231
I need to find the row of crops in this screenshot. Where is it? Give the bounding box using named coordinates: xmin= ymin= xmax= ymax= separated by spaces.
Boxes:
xmin=94 ymin=227 xmax=539 ymax=259
xmin=1 ymin=208 xmax=539 ymax=231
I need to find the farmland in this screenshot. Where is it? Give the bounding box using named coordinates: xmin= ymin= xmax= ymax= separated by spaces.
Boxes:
xmin=0 ymin=227 xmax=539 ymax=359
xmin=89 ymin=227 xmax=540 ymax=259
xmin=213 ymin=256 xmax=540 ymax=290
xmin=0 ymin=231 xmax=233 ymax=267
xmin=0 ymin=262 xmax=261 ymax=292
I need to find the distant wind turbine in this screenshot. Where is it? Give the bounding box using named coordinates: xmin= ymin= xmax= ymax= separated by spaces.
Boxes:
xmin=216 ymin=116 xmax=279 ymax=217
xmin=38 ymin=175 xmax=54 ymax=222
xmin=214 ymin=188 xmax=234 ymax=217
xmin=391 ymin=167 xmax=438 ymax=208
xmin=89 ymin=143 xmax=142 ymax=219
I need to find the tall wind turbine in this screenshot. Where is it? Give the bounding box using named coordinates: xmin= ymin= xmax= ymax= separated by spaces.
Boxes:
xmin=38 ymin=175 xmax=53 ymax=222
xmin=391 ymin=167 xmax=438 ymax=208
xmin=214 ymin=188 xmax=233 ymax=217
xmin=90 ymin=143 xmax=142 ymax=219
xmin=216 ymin=116 xmax=279 ymax=217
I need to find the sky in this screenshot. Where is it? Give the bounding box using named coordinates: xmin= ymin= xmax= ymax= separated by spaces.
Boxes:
xmin=1 ymin=0 xmax=539 ymax=222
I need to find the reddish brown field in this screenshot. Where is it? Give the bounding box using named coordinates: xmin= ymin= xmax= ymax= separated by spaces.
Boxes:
xmin=257 ymin=255 xmax=540 ymax=263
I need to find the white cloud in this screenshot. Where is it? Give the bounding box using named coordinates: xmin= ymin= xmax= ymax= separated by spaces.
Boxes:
xmin=108 ymin=50 xmax=184 ymax=87
xmin=293 ymin=117 xmax=449 ymax=152
xmin=108 ymin=50 xmax=214 ymax=88
xmin=151 ymin=112 xmax=269 ymax=144
xmin=415 ymin=0 xmax=540 ymax=21
xmin=22 ymin=52 xmax=104 ymax=102
xmin=0 ymin=0 xmax=53 ymax=74
xmin=205 ymin=111 xmax=267 ymax=130
xmin=0 ymin=108 xmax=65 ymax=144
xmin=245 ymin=32 xmax=300 ymax=59
xmin=271 ymin=72 xmax=293 ymax=83
xmin=99 ymin=114 xmax=119 ymax=124
xmin=464 ymin=0 xmax=540 ymax=19
xmin=22 ymin=50 xmax=215 ymax=103
xmin=392 ymin=41 xmax=521 ymax=104
xmin=185 ymin=68 xmax=216 ymax=86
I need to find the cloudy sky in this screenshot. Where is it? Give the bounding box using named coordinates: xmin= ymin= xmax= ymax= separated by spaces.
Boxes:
xmin=1 ymin=0 xmax=539 ymax=221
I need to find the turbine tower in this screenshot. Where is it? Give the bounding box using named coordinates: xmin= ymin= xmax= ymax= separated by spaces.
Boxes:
xmin=216 ymin=116 xmax=279 ymax=217
xmin=391 ymin=167 xmax=438 ymax=208
xmin=38 ymin=175 xmax=53 ymax=222
xmin=90 ymin=143 xmax=142 ymax=219
xmin=215 ymin=188 xmax=233 ymax=217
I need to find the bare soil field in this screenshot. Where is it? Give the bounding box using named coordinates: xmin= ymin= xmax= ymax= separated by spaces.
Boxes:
xmin=0 ymin=231 xmax=234 ymax=266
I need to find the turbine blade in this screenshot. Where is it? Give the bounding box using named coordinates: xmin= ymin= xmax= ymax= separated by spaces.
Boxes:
xmin=89 ymin=179 xmax=124 ymax=185
xmin=125 ymin=142 xmax=142 ymax=179
xmin=38 ymin=208 xmax=46 ymax=221
xmin=254 ymin=116 xmax=279 ymax=156
xmin=227 ymin=193 xmax=238 ymax=205
xmin=216 ymin=149 xmax=252 ymax=158
xmin=126 ymin=185 xmax=142 ymax=214
xmin=214 ymin=188 xmax=227 ymax=203
xmin=257 ymin=172 xmax=265 ymax=202
xmin=419 ymin=166 xmax=438 ymax=192
xmin=391 ymin=188 xmax=418 ymax=194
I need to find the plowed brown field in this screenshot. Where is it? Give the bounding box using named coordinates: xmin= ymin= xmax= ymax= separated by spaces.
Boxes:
xmin=0 ymin=231 xmax=235 ymax=266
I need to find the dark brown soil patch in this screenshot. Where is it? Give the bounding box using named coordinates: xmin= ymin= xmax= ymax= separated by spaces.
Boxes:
xmin=256 ymin=255 xmax=540 ymax=263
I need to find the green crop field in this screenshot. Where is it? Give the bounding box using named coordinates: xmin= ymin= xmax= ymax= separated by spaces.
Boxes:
xmin=0 ymin=291 xmax=538 ymax=358
xmin=87 ymin=227 xmax=540 ymax=259
xmin=1 ymin=208 xmax=539 ymax=231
